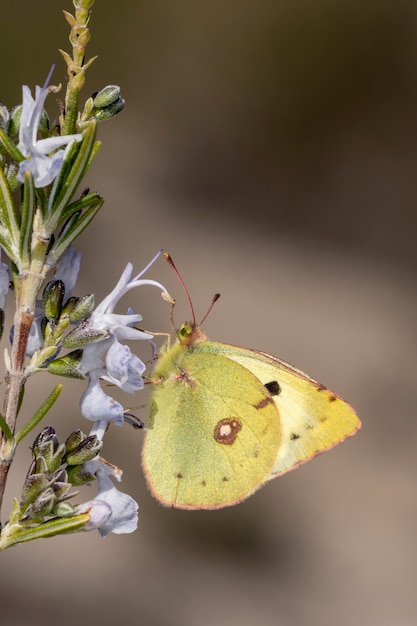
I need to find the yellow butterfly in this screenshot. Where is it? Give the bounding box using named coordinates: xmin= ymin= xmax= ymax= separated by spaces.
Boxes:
xmin=142 ymin=256 xmax=360 ymax=510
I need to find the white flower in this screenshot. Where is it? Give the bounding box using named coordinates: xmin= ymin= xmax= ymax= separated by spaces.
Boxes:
xmin=17 ymin=68 xmax=82 ymax=187
xmin=81 ymin=458 xmax=139 ymax=537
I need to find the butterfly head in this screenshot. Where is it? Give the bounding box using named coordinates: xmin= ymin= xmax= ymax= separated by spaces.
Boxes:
xmin=177 ymin=323 xmax=208 ymax=347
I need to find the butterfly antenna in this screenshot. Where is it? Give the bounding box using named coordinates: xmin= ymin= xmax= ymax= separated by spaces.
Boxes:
xmin=199 ymin=293 xmax=221 ymax=325
xmin=164 ymin=252 xmax=196 ymax=325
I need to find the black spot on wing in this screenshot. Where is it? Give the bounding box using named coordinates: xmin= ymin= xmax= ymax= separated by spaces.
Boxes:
xmin=265 ymin=380 xmax=281 ymax=396
xmin=290 ymin=433 xmax=300 ymax=440
xmin=316 ymin=382 xmax=337 ymax=403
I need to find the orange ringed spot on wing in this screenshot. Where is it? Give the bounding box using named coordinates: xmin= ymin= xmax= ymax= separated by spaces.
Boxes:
xmin=214 ymin=418 xmax=242 ymax=445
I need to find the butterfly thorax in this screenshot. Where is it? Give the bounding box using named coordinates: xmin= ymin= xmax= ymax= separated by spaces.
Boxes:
xmin=150 ymin=324 xmax=208 ymax=383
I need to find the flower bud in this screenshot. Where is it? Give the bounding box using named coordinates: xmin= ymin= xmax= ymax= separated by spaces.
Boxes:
xmin=65 ymin=435 xmax=102 ymax=465
xmin=54 ymin=501 xmax=76 ymax=517
xmin=32 ymin=425 xmax=57 ymax=449
xmin=32 ymin=427 xmax=66 ymax=473
xmin=21 ymin=473 xmax=50 ymax=505
xmin=30 ymin=487 xmax=56 ymax=517
xmin=27 ymin=455 xmax=48 ymax=477
xmin=64 ymin=429 xmax=86 ymax=454
xmin=9 ymin=104 xmax=22 ymax=136
xmin=87 ymin=85 xmax=125 ymax=122
xmin=66 ymin=465 xmax=95 ymax=486
xmin=51 ymin=479 xmax=72 ymax=502
xmin=62 ymin=319 xmax=108 ymax=348
xmin=92 ymin=96 xmax=125 ymax=122
xmin=60 ymin=296 xmax=80 ymax=321
xmin=67 ymin=293 xmax=95 ymax=321
xmin=43 ymin=280 xmax=65 ymax=321
xmin=0 ymin=103 xmax=10 ymax=132
xmin=47 ymin=349 xmax=85 ymax=379
xmin=92 ymin=85 xmax=121 ymax=108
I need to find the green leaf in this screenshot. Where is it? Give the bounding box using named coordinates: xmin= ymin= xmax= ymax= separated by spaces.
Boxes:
xmin=49 ymin=195 xmax=104 ymax=261
xmin=60 ymin=191 xmax=102 ymax=222
xmin=46 ymin=121 xmax=97 ymax=229
xmin=0 ymin=128 xmax=24 ymax=162
xmin=14 ymin=385 xmax=63 ymax=445
xmin=0 ymin=165 xmax=19 ymax=249
xmin=47 ymin=141 xmax=82 ymax=216
xmin=0 ymin=512 xmax=91 ymax=550
xmin=0 ymin=226 xmax=17 ymax=263
xmin=0 ymin=411 xmax=13 ymax=442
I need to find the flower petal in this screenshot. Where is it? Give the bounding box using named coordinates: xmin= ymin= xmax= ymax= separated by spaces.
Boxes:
xmin=76 ymin=499 xmax=112 ymax=531
xmin=80 ymin=370 xmax=125 ymax=426
xmin=103 ymin=339 xmax=145 ymax=393
xmin=83 ymin=458 xmax=139 ymax=537
xmin=54 ymin=247 xmax=82 ymax=297
xmin=17 ymin=78 xmax=82 ymax=187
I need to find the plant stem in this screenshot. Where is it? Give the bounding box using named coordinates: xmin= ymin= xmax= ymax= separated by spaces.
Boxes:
xmin=60 ymin=0 xmax=96 ymax=135
xmin=0 ymin=271 xmax=45 ymax=518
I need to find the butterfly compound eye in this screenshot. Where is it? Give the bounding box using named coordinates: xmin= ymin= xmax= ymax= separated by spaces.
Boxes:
xmin=179 ymin=324 xmax=192 ymax=338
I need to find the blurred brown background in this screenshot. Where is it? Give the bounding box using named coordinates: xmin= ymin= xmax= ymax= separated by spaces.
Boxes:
xmin=1 ymin=1 xmax=417 ymax=625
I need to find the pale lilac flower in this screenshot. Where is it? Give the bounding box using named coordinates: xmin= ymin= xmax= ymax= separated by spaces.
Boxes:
xmin=25 ymin=303 xmax=44 ymax=356
xmin=80 ymin=368 xmax=125 ymax=426
xmin=23 ymin=248 xmax=82 ymax=357
xmin=101 ymin=338 xmax=146 ymax=393
xmin=76 ymin=499 xmax=112 ymax=532
xmin=17 ymin=68 xmax=82 ymax=187
xmin=54 ymin=247 xmax=82 ymax=298
xmin=79 ymin=256 xmax=168 ymax=424
xmin=82 ymin=458 xmax=139 ymax=537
